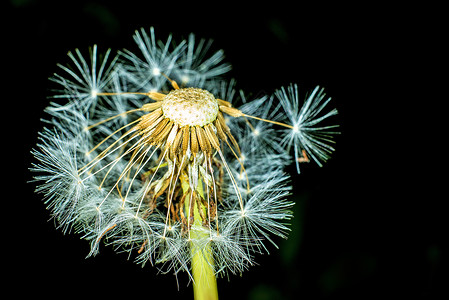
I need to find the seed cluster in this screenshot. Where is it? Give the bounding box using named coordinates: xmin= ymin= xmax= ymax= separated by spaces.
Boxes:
xmin=135 ymin=88 xmax=239 ymax=161
xmin=162 ymin=88 xmax=219 ymax=127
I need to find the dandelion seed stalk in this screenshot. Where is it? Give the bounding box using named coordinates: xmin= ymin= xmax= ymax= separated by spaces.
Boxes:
xmin=181 ymin=173 xmax=219 ymax=300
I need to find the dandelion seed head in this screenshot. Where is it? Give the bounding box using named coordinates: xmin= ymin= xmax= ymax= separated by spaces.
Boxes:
xmin=161 ymin=87 xmax=218 ymax=127
xmin=32 ymin=27 xmax=338 ymax=280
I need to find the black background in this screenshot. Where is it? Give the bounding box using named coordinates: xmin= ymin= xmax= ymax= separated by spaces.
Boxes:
xmin=8 ymin=0 xmax=445 ymax=299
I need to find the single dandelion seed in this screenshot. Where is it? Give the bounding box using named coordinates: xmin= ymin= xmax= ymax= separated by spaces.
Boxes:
xmin=275 ymin=84 xmax=340 ymax=172
xmin=31 ymin=27 xmax=339 ymax=300
xmin=50 ymin=45 xmax=118 ymax=113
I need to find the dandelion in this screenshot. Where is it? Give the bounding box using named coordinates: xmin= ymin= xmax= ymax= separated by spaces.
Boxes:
xmin=32 ymin=27 xmax=339 ymax=299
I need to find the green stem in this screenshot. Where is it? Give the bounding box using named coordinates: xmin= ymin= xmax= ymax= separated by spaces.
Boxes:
xmin=181 ymin=174 xmax=219 ymax=300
